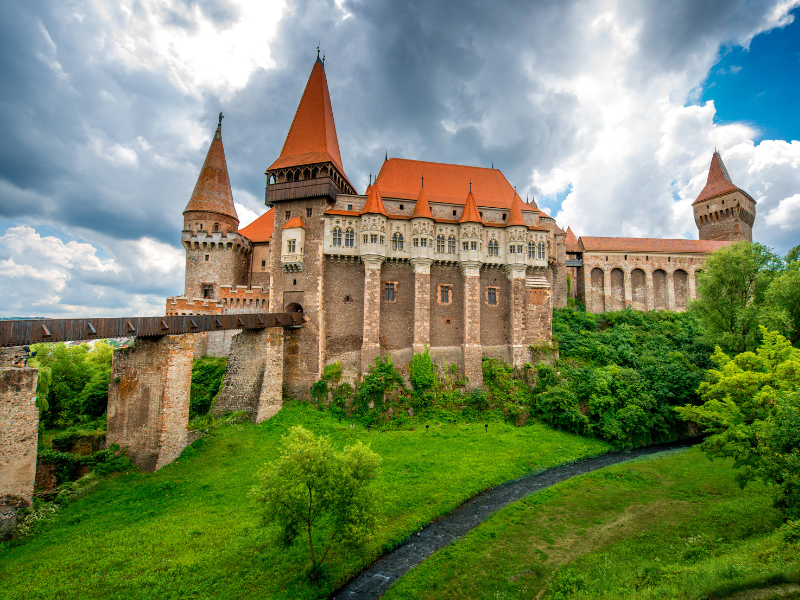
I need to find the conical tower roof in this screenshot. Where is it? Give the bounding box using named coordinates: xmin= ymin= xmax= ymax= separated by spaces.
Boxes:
xmin=361 ymin=182 xmax=387 ymax=215
xmin=459 ymin=188 xmax=483 ymax=224
xmin=268 ymin=58 xmax=353 ymax=190
xmin=411 ymin=182 xmax=433 ymax=219
xmin=693 ymin=151 xmax=751 ymax=205
xmin=506 ymin=191 xmax=527 ymax=227
xmin=184 ymin=124 xmax=238 ymax=224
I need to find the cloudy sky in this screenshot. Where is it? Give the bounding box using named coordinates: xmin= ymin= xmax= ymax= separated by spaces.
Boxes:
xmin=0 ymin=0 xmax=798 ymax=318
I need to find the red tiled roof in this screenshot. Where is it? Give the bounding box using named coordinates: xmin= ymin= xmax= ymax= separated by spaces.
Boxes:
xmin=375 ymin=158 xmax=529 ymax=209
xmin=565 ymin=226 xmax=580 ymax=252
xmin=282 ymin=216 xmax=305 ymax=229
xmin=268 ymin=60 xmax=353 ymax=190
xmin=693 ymin=151 xmax=751 ymax=205
xmin=459 ymin=190 xmax=484 ymax=224
xmin=361 ymin=183 xmax=387 ymax=215
xmin=580 ymin=237 xmax=733 ymax=254
xmin=324 ymin=209 xmax=361 ymax=217
xmin=184 ymin=125 xmax=238 ymax=222
xmin=239 ymin=207 xmax=274 ymax=242
xmin=506 ymin=193 xmax=527 ymax=227
xmin=411 ymin=184 xmax=433 ymax=219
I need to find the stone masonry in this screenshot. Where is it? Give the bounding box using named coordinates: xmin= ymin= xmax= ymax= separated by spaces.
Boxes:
xmin=0 ymin=367 xmax=39 ymax=505
xmin=213 ymin=327 xmax=285 ymax=423
xmin=107 ymin=335 xmax=194 ymax=472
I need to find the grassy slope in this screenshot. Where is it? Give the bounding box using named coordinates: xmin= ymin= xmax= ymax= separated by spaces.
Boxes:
xmin=0 ymin=403 xmax=609 ymax=600
xmin=384 ymin=446 xmax=800 ymax=600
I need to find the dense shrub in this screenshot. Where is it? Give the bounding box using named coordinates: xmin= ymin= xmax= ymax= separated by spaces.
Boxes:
xmin=189 ymin=357 xmax=227 ymax=418
xmin=38 ymin=443 xmax=135 ymax=486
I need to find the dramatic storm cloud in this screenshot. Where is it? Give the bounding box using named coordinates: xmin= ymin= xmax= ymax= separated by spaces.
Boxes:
xmin=0 ymin=0 xmax=798 ymax=317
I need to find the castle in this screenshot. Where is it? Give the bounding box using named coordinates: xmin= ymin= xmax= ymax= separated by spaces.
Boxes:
xmin=166 ymin=54 xmax=756 ymax=395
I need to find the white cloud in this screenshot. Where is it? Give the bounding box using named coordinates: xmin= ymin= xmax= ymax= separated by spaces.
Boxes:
xmin=93 ymin=0 xmax=288 ymax=97
xmin=765 ymin=193 xmax=800 ymax=229
xmin=0 ymin=226 xmax=122 ymax=272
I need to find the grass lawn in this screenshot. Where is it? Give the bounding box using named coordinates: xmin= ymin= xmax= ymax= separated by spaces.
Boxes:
xmin=0 ymin=402 xmax=609 ymax=600
xmin=383 ymin=446 xmax=800 ymax=600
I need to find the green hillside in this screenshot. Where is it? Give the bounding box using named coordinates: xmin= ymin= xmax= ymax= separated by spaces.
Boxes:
xmin=0 ymin=403 xmax=609 ymax=600
xmin=384 ymin=446 xmax=800 ymax=600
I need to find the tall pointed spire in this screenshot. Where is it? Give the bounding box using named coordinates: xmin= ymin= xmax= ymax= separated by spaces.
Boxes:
xmin=184 ymin=122 xmax=238 ymax=226
xmin=693 ymin=151 xmax=742 ymax=205
xmin=268 ymin=58 xmax=353 ymax=190
xmin=361 ymin=182 xmax=387 ymax=215
xmin=411 ymin=182 xmax=433 ymax=219
xmin=506 ymin=190 xmax=527 ymax=227
xmin=459 ymin=188 xmax=483 ymax=224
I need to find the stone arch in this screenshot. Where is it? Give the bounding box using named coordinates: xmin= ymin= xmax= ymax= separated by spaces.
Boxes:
xmin=590 ymin=267 xmax=605 ymax=312
xmin=653 ymin=269 xmax=667 ymax=310
xmin=673 ymin=269 xmax=688 ymax=309
xmin=285 ymin=302 xmax=304 ymax=314
xmin=631 ymin=268 xmax=646 ymax=310
xmin=610 ymin=268 xmax=625 ymax=311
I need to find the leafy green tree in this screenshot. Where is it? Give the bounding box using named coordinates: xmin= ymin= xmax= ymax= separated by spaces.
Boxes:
xmin=252 ymin=426 xmax=381 ymax=578
xmin=33 ymin=343 xmax=96 ymax=427
xmin=690 ymin=242 xmax=783 ymax=353
xmin=762 ymin=261 xmax=800 ymax=345
xmin=676 ymin=328 xmax=800 ymax=519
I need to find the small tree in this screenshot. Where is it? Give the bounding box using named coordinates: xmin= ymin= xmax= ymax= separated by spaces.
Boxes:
xmin=252 ymin=426 xmax=381 ymax=578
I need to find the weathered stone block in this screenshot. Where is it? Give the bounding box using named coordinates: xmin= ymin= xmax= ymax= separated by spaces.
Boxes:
xmin=0 ymin=367 xmax=39 ymax=506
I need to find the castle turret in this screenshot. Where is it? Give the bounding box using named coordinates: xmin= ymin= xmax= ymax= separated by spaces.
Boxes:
xmin=505 ymin=192 xmax=528 ymax=271
xmin=181 ymin=119 xmax=250 ymax=300
xmin=410 ymin=182 xmax=434 ymax=262
xmin=359 ymin=183 xmax=387 ymax=262
xmin=458 ymin=186 xmax=484 ymax=265
xmin=693 ymin=151 xmax=756 ymax=242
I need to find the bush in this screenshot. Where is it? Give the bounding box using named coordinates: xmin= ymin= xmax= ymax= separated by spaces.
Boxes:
xmin=190 ymin=357 xmax=227 ymax=418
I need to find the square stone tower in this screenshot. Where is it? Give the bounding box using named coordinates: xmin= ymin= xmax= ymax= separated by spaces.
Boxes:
xmin=693 ymin=151 xmax=756 ymax=242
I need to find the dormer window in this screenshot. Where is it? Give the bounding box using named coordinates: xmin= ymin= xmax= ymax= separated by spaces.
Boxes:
xmin=502 ymin=214 xmax=507 ymax=221
xmin=347 ymin=204 xmax=353 ymax=211
xmin=399 ymin=204 xmax=404 ymax=210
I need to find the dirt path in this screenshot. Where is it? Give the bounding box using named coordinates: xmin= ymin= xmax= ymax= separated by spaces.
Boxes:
xmin=330 ymin=439 xmax=699 ymax=600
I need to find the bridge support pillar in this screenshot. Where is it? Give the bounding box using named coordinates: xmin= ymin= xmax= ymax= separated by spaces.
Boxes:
xmin=213 ymin=327 xmax=284 ymax=423
xmin=107 ymin=334 xmax=194 ymax=472
xmin=0 ymin=366 xmax=39 ymax=534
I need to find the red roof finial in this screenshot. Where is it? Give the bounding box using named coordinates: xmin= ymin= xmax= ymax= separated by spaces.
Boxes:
xmin=361 ymin=182 xmax=387 ymax=215
xmin=459 ymin=188 xmax=483 ymax=224
xmin=411 ymin=182 xmax=433 ymax=219
xmin=506 ymin=191 xmax=527 ymax=227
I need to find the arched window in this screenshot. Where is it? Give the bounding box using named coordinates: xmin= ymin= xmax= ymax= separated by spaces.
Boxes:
xmin=345 ymin=228 xmax=354 ymax=247
xmin=332 ymin=227 xmax=342 ymax=246
xmin=392 ymin=232 xmax=404 ymax=250
xmin=437 ymin=235 xmax=445 ymax=253
xmin=537 ymin=241 xmax=546 ymax=259
xmin=448 ymin=235 xmax=456 ymax=253
xmin=528 ymin=241 xmax=535 ymax=258
xmin=488 ymin=239 xmax=499 ymax=256
xmin=213 ymin=223 xmax=219 ymax=232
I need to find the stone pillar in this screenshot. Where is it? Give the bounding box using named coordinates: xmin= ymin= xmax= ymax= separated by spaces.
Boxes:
xmin=361 ymin=258 xmax=384 ymax=375
xmin=461 ymin=262 xmax=483 ymax=388
xmin=107 ymin=334 xmax=194 ymax=472
xmin=623 ymin=268 xmax=633 ymax=310
xmin=214 ymin=327 xmax=284 ymax=423
xmin=0 ymin=367 xmax=39 ymax=511
xmin=666 ymin=268 xmax=675 ymax=310
xmin=411 ymin=259 xmax=432 ymax=354
xmin=646 ymin=269 xmax=654 ymax=311
xmin=603 ymin=269 xmax=612 ymax=314
xmin=506 ymin=266 xmax=528 ymax=367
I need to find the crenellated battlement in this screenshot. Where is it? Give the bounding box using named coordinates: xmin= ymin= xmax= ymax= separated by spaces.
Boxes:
xmin=220 ymin=285 xmax=270 ymax=311
xmin=181 ymin=230 xmax=251 ymax=253
xmin=165 ymin=296 xmax=223 ymax=316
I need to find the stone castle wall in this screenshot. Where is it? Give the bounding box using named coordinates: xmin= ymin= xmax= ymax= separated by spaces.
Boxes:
xmin=107 ymin=335 xmax=194 ymax=471
xmin=0 ymin=367 xmax=39 ymax=505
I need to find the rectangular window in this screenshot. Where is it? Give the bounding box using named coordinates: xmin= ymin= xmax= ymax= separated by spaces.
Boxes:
xmin=384 ymin=282 xmax=396 ymax=302
xmin=517 ymin=244 xmax=523 ymax=254
xmin=307 ymin=208 xmax=313 ymax=217
xmin=363 ymin=234 xmax=368 ymax=244
xmin=287 ymin=239 xmax=296 ymax=253
xmin=261 ymin=260 xmax=266 ymax=268
xmin=370 ymin=234 xmax=378 ymax=244
xmin=202 ymin=284 xmax=213 ymax=298
xmin=380 ymin=235 xmax=384 ymax=245
xmin=421 ymin=238 xmax=427 ymax=247
xmin=463 ymin=241 xmax=469 ymax=251
xmin=285 ymin=210 xmax=291 ymax=220
xmin=439 ymin=284 xmax=452 ymax=305
xmin=510 ymin=245 xmax=515 ymax=253
xmin=487 ymin=287 xmax=497 ymax=305
xmin=414 ymin=238 xmax=419 ymax=247
xmin=448 ymin=237 xmax=456 ymax=253
xmin=471 ymin=241 xmax=477 ymax=251
xmin=204 ymin=255 xmax=209 ymax=261
xmin=347 ymin=204 xmax=353 ymax=211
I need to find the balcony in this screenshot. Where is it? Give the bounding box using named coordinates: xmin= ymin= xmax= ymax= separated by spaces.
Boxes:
xmin=281 ymin=253 xmax=304 ymax=272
